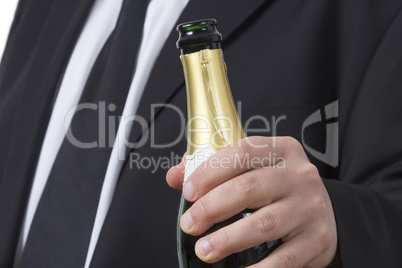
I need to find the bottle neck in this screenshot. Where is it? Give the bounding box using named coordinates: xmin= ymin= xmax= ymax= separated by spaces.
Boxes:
xmin=180 ymin=49 xmax=245 ymax=155
xmin=180 ymin=42 xmax=221 ymax=55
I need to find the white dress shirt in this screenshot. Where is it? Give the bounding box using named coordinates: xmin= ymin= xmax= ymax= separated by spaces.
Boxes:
xmin=8 ymin=0 xmax=189 ymax=267
xmin=0 ymin=0 xmax=20 ymax=64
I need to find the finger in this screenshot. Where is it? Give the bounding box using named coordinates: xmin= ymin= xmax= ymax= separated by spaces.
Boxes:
xmin=166 ymin=154 xmax=186 ymax=190
xmin=184 ymin=136 xmax=291 ymax=202
xmin=247 ymin=233 xmax=323 ymax=268
xmin=181 ymin=167 xmax=291 ymax=235
xmin=193 ymin=199 xmax=307 ymax=263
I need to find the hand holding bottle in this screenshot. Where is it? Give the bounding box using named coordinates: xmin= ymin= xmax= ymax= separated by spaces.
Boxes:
xmin=167 ymin=136 xmax=338 ymax=268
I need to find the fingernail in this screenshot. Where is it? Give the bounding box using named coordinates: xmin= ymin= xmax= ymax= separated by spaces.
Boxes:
xmin=181 ymin=213 xmax=194 ymax=231
xmin=184 ymin=181 xmax=195 ymax=200
xmin=199 ymin=239 xmax=212 ymax=256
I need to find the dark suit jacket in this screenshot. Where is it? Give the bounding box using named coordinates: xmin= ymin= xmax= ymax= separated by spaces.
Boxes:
xmin=1 ymin=0 xmax=402 ymax=267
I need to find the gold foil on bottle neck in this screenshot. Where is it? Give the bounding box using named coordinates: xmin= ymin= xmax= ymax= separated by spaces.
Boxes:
xmin=180 ymin=49 xmax=245 ymax=155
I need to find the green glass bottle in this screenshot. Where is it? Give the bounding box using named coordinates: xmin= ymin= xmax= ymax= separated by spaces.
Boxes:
xmin=176 ymin=19 xmax=282 ymax=268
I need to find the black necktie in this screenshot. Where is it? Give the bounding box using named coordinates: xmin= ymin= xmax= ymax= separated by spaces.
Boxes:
xmin=20 ymin=0 xmax=149 ymax=267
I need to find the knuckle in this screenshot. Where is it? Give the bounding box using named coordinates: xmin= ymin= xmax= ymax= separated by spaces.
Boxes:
xmin=305 ymin=163 xmax=319 ymax=178
xmin=197 ymin=197 xmax=213 ymax=217
xmin=253 ymin=211 xmax=276 ymax=233
xmin=196 ymin=165 xmax=210 ymax=185
xmin=237 ymin=141 xmax=252 ymax=160
xmin=215 ymin=229 xmax=231 ymax=251
xmin=235 ymin=173 xmax=259 ymax=195
xmin=277 ymin=253 xmax=295 ymax=268
xmin=311 ymin=224 xmax=332 ymax=249
xmin=309 ymin=195 xmax=327 ymax=215
xmin=319 ymin=226 xmax=332 ymax=248
xmin=307 ymin=197 xmax=334 ymax=247
xmin=281 ymin=136 xmax=301 ymax=151
xmin=191 ymin=165 xmax=212 ymax=193
xmin=297 ymin=164 xmax=319 ymax=184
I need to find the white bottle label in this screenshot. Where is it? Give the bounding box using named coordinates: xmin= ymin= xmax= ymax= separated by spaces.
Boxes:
xmin=184 ymin=147 xmax=217 ymax=184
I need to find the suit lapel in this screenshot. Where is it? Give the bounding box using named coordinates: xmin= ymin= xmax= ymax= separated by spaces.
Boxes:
xmin=0 ymin=0 xmax=95 ymax=266
xmin=127 ymin=0 xmax=268 ymax=150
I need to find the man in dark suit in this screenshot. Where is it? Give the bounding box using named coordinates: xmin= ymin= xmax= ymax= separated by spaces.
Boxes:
xmin=1 ymin=0 xmax=402 ymax=267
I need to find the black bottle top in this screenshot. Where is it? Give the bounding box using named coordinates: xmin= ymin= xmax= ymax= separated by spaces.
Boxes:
xmin=176 ymin=19 xmax=222 ymax=54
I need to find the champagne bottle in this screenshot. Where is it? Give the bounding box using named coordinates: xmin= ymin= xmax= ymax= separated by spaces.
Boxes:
xmin=176 ymin=19 xmax=282 ymax=268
